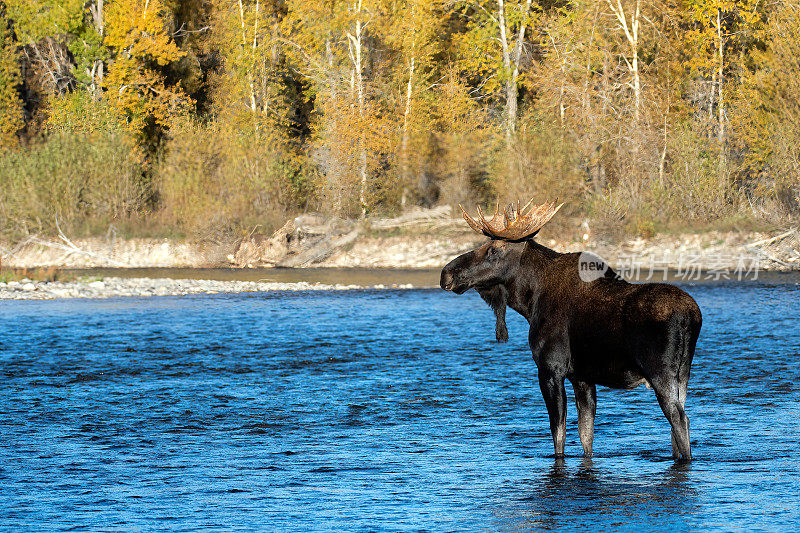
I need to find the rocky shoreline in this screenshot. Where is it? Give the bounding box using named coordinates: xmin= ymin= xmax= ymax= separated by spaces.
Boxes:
xmin=3 ymin=228 xmax=799 ymax=270
xmin=0 ymin=277 xmax=416 ymax=300
xmin=3 ymin=216 xmax=799 ymax=273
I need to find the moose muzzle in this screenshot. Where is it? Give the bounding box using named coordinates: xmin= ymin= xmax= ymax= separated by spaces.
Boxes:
xmin=440 ymin=268 xmax=455 ymax=291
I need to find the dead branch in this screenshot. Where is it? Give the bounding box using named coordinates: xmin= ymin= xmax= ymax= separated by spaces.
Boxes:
xmin=18 ymin=216 xmax=128 ymax=266
xmin=746 ymin=228 xmax=797 ymax=249
xmin=1 ymin=234 xmax=40 ymax=259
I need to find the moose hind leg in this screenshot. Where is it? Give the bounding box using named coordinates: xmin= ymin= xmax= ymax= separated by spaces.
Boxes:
xmin=671 ymin=378 xmax=690 ymax=458
xmin=651 ymin=377 xmax=691 ymax=461
xmin=573 ymin=381 xmax=597 ymax=457
xmin=540 ymin=371 xmax=567 ymax=457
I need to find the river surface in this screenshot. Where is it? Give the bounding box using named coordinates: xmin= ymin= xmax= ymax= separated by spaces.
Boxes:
xmin=0 ymin=282 xmax=798 ymax=531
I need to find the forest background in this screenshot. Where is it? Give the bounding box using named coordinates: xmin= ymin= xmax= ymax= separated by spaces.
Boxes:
xmin=1 ymin=0 xmax=799 ymax=243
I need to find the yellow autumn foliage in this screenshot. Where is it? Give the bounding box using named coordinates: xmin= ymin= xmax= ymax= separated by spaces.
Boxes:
xmin=103 ymin=0 xmax=192 ymax=137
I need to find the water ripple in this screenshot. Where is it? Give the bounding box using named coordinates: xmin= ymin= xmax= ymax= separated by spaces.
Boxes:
xmin=0 ymin=286 xmax=798 ymax=531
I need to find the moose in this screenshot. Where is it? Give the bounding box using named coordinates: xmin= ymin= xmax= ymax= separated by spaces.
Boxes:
xmin=440 ymin=200 xmax=702 ymax=461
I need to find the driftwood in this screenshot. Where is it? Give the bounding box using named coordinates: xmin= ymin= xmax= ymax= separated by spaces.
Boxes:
xmin=26 ymin=237 xmax=124 ymax=266
xmin=230 ymin=207 xmax=458 ymax=267
xmin=367 ymin=205 xmax=455 ymax=229
xmin=278 ymin=229 xmax=360 ymax=267
xmin=744 ymin=228 xmax=799 ymax=268
xmin=230 ymin=214 xmax=358 ymax=267
xmin=0 ymin=234 xmax=39 ymax=261
xmin=746 ymin=228 xmax=797 ymax=249
xmin=4 ymin=218 xmax=125 ymax=267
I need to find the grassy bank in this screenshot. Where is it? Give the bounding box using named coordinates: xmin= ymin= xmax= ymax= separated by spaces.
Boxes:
xmin=1 ymin=121 xmax=796 ymax=246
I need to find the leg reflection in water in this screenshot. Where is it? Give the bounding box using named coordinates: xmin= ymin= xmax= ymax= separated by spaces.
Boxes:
xmin=494 ymin=458 xmax=697 ymax=530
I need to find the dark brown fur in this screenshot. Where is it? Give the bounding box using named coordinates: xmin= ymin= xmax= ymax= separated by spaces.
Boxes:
xmin=441 ymin=239 xmax=702 ymax=460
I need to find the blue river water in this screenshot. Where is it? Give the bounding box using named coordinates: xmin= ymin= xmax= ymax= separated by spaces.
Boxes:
xmin=0 ymin=283 xmax=799 ymax=531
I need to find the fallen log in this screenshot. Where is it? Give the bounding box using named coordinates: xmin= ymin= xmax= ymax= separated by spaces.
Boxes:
xmin=278 ymin=229 xmax=360 ymax=267
xmin=746 ymin=228 xmax=797 ymax=248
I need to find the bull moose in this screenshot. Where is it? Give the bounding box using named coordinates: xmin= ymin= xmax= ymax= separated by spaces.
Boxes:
xmin=440 ymin=200 xmax=702 ymax=461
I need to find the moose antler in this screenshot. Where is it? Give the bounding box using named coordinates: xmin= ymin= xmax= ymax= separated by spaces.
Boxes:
xmin=459 ymin=199 xmax=563 ymax=240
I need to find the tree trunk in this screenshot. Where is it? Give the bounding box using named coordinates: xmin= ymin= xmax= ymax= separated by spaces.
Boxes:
xmin=632 ymin=9 xmax=639 ymax=121
xmin=238 ymin=0 xmax=257 ymax=115
xmin=709 ymin=70 xmax=715 ymax=140
xmin=558 ymin=50 xmax=566 ymax=125
xmin=659 ymin=114 xmax=667 ymax=185
xmin=548 ymin=32 xmax=572 ymax=126
xmin=497 ymin=0 xmax=513 ymax=145
xmin=324 ymin=34 xmax=343 ymax=214
xmin=607 ymin=0 xmax=640 ymax=122
xmin=401 ymin=54 xmax=415 ymax=192
xmin=497 ymin=0 xmax=532 ymax=181
xmin=716 ymin=7 xmax=724 ymax=144
xmin=253 ymin=0 xmax=260 ymax=118
xmin=716 ymin=7 xmax=725 ymax=192
xmin=347 ymin=0 xmax=368 ymax=218
xmin=96 ymin=0 xmax=104 ymax=85
xmin=89 ymin=0 xmax=104 ymax=99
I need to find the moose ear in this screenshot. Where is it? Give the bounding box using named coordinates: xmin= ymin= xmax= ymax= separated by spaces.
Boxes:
xmin=477 ymin=285 xmax=509 ymax=343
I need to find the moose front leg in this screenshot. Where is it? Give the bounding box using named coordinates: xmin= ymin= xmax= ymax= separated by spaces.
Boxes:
xmin=539 ymin=370 xmax=567 ymax=457
xmin=572 ymin=380 xmax=597 ymax=457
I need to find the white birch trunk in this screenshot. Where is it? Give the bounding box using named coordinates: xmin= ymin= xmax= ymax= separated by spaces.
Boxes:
xmin=498 ymin=0 xmax=533 ymax=150
xmin=709 ymin=70 xmax=715 ymax=140
xmin=607 ymin=0 xmax=640 ymax=122
xmin=347 ymin=0 xmax=368 ymax=218
xmin=96 ymin=0 xmax=104 ymax=85
xmin=89 ymin=0 xmax=104 ymax=99
xmin=716 ymin=8 xmax=726 ymax=186
xmin=253 ymin=0 xmax=260 ymax=117
xmin=238 ymin=0 xmax=257 ymax=115
xmin=324 ymin=35 xmax=343 ymax=213
xmin=497 ymin=0 xmax=512 ymax=144
xmin=716 ymin=7 xmax=724 ymax=144
xmin=401 ymin=54 xmax=415 ymax=189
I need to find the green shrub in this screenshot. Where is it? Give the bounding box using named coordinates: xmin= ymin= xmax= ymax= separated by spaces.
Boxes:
xmin=589 ymin=119 xmax=752 ymax=235
xmin=0 ymin=130 xmax=145 ymax=238
xmin=156 ymin=119 xmax=318 ymax=240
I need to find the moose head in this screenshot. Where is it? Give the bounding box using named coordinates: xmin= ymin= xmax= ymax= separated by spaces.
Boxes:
xmin=440 ymin=200 xmax=562 ymax=342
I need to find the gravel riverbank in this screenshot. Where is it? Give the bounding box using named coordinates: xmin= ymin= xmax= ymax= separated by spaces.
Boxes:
xmin=0 ymin=277 xmax=415 ymax=300
xmin=3 ymin=228 xmax=799 ymax=271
